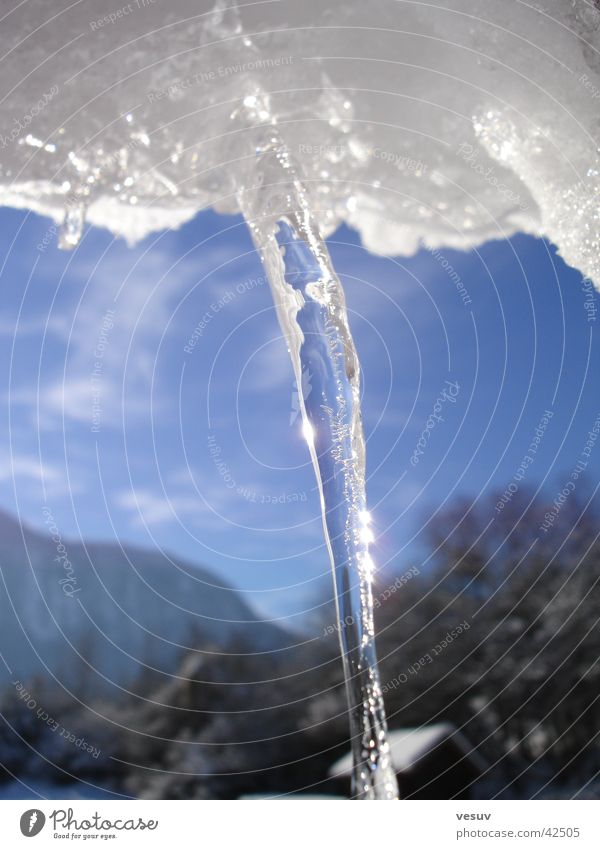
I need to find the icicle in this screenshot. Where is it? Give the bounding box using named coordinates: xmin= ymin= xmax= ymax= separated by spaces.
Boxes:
xmin=237 ymin=127 xmax=398 ymax=799
xmin=58 ymin=201 xmax=86 ymax=250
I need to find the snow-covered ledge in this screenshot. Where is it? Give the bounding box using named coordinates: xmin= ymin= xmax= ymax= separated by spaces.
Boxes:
xmin=1 ymin=0 xmax=599 ymax=285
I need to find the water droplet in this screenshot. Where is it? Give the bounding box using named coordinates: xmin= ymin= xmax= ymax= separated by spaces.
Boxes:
xmin=23 ymin=135 xmax=44 ymax=148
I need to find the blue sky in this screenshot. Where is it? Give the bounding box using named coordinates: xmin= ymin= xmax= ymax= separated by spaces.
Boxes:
xmin=0 ymin=205 xmax=598 ymax=622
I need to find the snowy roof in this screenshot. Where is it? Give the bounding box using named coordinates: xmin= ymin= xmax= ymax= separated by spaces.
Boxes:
xmin=329 ymin=723 xmax=487 ymax=778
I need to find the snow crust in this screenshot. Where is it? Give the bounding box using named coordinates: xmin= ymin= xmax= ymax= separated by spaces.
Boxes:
xmin=1 ymin=0 xmax=599 ymax=283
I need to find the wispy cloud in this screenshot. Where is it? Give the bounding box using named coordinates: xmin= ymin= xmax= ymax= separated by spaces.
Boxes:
xmin=115 ymin=486 xmax=221 ymax=529
xmin=0 ymin=450 xmax=80 ymax=498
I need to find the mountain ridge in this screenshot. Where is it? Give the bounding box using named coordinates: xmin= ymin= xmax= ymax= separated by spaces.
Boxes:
xmin=0 ymin=508 xmax=289 ymax=691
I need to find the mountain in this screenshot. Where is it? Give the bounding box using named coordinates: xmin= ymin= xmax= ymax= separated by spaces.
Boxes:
xmin=0 ymin=510 xmax=287 ymax=690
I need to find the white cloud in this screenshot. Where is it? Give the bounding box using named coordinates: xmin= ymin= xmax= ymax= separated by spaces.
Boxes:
xmin=0 ymin=450 xmax=81 ymax=498
xmin=116 ymin=487 xmax=213 ymax=528
xmin=0 ymin=453 xmax=60 ymax=483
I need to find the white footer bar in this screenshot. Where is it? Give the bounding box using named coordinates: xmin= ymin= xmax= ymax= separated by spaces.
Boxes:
xmin=0 ymin=799 xmax=597 ymax=846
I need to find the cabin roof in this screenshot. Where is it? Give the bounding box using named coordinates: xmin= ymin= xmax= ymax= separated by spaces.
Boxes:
xmin=328 ymin=722 xmax=487 ymax=777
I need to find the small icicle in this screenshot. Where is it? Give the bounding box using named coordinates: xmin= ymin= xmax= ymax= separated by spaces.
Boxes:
xmin=58 ymin=201 xmax=86 ymax=250
xmin=209 ymin=0 xmax=243 ymax=38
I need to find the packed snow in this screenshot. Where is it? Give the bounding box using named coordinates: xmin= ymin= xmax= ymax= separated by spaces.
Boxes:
xmin=0 ymin=0 xmax=599 ymax=284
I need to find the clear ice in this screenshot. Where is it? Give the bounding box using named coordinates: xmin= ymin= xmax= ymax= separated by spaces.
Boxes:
xmin=239 ymin=134 xmax=398 ymax=799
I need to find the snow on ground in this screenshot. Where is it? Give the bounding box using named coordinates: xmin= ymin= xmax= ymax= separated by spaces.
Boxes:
xmin=0 ymin=780 xmax=123 ymax=800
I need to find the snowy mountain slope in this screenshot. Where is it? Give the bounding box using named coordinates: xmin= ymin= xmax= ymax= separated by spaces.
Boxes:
xmin=0 ymin=510 xmax=287 ymax=690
